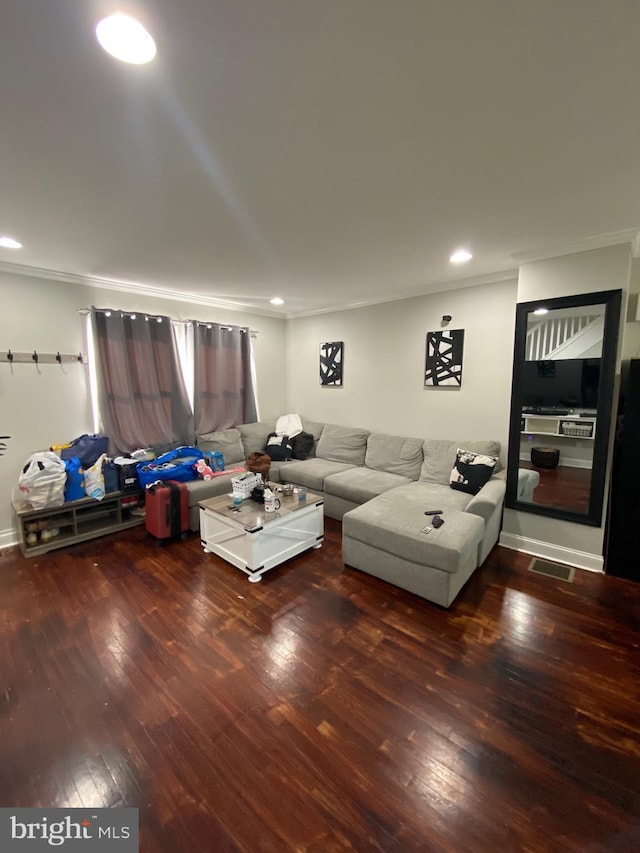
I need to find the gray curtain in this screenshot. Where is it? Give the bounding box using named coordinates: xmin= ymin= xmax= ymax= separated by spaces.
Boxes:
xmin=91 ymin=308 xmax=194 ymax=454
xmin=193 ymin=323 xmax=257 ymax=434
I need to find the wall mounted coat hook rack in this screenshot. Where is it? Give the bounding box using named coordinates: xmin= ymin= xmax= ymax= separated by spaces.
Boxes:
xmin=4 ymin=350 xmax=84 ymax=365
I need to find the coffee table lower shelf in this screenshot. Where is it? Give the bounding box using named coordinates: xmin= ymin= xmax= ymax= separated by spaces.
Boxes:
xmin=199 ymin=493 xmax=324 ymax=582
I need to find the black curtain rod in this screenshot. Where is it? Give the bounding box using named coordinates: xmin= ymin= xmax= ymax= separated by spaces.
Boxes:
xmin=79 ymin=308 xmax=257 ymax=335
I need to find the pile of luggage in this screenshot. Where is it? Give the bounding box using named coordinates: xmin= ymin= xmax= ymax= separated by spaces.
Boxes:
xmin=18 ymin=434 xmax=113 ymax=510
xmin=17 ymin=435 xmax=229 ymax=546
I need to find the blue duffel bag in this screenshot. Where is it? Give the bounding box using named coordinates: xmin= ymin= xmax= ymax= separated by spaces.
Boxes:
xmin=136 ymin=445 xmax=203 ymax=488
xmin=61 ymin=433 xmax=109 ymax=469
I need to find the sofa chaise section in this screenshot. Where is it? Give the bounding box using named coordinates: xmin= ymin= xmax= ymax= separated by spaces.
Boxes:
xmin=342 ymin=490 xmax=484 ymax=608
xmin=342 ymin=438 xmax=505 ymax=607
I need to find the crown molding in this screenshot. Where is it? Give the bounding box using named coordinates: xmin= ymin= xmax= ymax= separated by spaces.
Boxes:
xmin=511 ymin=228 xmax=640 ymax=264
xmin=0 ymin=258 xmax=519 ymax=321
xmin=288 ymin=268 xmax=519 ymax=318
xmin=0 ymin=260 xmax=286 ymax=319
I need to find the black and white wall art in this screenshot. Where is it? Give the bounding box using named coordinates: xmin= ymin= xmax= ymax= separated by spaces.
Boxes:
xmin=425 ymin=329 xmax=465 ymax=386
xmin=320 ymin=341 xmax=343 ymax=386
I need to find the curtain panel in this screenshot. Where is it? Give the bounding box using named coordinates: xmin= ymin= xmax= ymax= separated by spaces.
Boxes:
xmin=193 ymin=323 xmax=257 ymax=434
xmin=91 ymin=308 xmax=194 ymax=454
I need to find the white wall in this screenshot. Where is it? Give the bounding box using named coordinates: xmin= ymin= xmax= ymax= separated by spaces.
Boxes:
xmin=0 ymin=271 xmax=287 ymax=545
xmin=287 ymin=277 xmax=518 ymax=450
xmin=501 ymin=244 xmax=633 ymax=570
xmin=517 ymin=244 xmax=632 ymax=305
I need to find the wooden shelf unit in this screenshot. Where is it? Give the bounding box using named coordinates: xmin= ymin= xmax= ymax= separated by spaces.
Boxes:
xmin=13 ymin=490 xmax=145 ymax=557
xmin=520 ymin=413 xmax=596 ymax=441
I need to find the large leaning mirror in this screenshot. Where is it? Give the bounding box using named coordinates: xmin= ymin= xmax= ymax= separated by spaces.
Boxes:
xmin=506 ymin=289 xmax=622 ymax=526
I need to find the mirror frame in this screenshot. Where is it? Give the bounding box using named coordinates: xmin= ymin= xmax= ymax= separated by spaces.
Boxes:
xmin=506 ymin=289 xmax=622 ymax=526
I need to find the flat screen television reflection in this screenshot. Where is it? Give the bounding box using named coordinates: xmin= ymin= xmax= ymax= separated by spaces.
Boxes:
xmin=522 ymin=358 xmax=600 ymax=411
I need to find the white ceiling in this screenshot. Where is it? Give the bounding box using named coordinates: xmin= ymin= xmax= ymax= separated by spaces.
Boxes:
xmin=1 ymin=0 xmax=640 ymax=317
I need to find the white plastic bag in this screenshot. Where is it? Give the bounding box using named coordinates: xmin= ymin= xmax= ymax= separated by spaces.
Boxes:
xmin=84 ymin=452 xmax=107 ymax=500
xmin=18 ymin=451 xmax=67 ymax=509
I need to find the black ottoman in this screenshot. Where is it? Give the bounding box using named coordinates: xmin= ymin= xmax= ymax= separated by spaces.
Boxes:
xmin=531 ymin=446 xmax=560 ymax=469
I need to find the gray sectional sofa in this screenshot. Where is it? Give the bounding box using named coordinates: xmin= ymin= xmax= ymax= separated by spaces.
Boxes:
xmin=184 ymin=417 xmax=506 ymax=608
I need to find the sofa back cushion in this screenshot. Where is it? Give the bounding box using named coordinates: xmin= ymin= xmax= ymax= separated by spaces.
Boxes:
xmin=365 ymin=433 xmax=424 ymax=479
xmin=300 ymin=417 xmax=325 ymax=459
xmin=237 ymin=421 xmax=276 ymax=458
xmin=316 ymin=423 xmax=370 ymax=465
xmin=420 ymin=439 xmax=501 ymax=485
xmin=197 ymin=428 xmax=245 ymax=466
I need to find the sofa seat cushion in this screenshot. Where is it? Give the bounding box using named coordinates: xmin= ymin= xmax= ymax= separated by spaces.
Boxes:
xmin=382 ymin=481 xmax=473 ymax=513
xmin=343 ymin=489 xmax=484 ymax=574
xmin=324 ymin=467 xmax=412 ymax=504
xmin=385 ymin=478 xmax=506 ymax=525
xmin=316 ymin=424 xmax=370 ymax=465
xmin=365 ymin=433 xmax=424 ymax=479
xmin=281 ymin=458 xmax=356 ymax=491
xmin=266 ymin=459 xmax=297 ymax=483
xmin=184 ymin=473 xmax=240 ymax=508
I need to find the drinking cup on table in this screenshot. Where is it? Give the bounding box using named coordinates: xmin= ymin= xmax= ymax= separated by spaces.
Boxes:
xmin=233 ymin=492 xmax=243 ymax=507
xmin=264 ymin=493 xmax=281 ymax=513
xmin=297 ymin=487 xmax=307 ymax=502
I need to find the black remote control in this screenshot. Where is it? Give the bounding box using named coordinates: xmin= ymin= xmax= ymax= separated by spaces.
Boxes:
xmin=432 ymin=515 xmax=445 ymax=529
xmin=424 ymin=510 xmax=443 ymax=516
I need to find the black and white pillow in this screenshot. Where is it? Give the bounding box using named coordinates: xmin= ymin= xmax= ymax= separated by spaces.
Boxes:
xmin=449 ymin=449 xmax=497 ymax=495
xmin=265 ymin=433 xmax=293 ymax=461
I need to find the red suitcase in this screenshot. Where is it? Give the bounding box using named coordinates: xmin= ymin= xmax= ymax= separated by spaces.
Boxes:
xmin=145 ymin=480 xmax=190 ymax=543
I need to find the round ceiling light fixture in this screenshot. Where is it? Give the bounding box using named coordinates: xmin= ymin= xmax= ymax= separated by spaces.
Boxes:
xmin=270 ymin=297 xmax=284 ymax=306
xmin=95 ymin=14 xmax=157 ymax=64
xmin=0 ymin=236 xmax=22 ymax=249
xmin=449 ymin=248 xmax=473 ymax=264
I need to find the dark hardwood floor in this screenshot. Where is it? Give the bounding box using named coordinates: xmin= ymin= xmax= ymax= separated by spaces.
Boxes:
xmin=1 ymin=522 xmax=639 ymax=852
xmin=521 ymin=462 xmax=592 ymax=514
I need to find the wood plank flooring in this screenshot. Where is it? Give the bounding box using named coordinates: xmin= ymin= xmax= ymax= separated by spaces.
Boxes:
xmin=520 ymin=462 xmax=591 ymax=514
xmin=1 ymin=522 xmax=639 ymax=852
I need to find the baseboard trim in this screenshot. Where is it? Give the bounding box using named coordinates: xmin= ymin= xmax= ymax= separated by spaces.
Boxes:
xmin=0 ymin=528 xmax=17 ymax=550
xmin=498 ymin=532 xmax=604 ymax=573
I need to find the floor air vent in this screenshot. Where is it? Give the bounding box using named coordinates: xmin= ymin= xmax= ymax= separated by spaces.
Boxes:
xmin=528 ymin=558 xmax=575 ymax=583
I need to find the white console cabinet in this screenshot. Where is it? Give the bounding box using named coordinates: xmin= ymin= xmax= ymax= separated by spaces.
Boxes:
xmin=521 ymin=414 xmax=596 ymax=441
xmin=520 ymin=413 xmax=596 ymax=469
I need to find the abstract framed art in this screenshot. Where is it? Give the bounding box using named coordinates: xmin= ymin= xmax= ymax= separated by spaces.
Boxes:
xmin=320 ymin=341 xmax=343 ymax=386
xmin=425 ymin=329 xmax=464 ymax=386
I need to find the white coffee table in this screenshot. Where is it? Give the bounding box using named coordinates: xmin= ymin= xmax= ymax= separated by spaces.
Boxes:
xmin=198 ymin=490 xmax=324 ymax=582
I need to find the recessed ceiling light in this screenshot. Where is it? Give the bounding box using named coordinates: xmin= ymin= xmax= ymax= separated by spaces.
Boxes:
xmin=0 ymin=236 xmax=22 ymax=249
xmin=450 ymin=249 xmax=473 ymax=264
xmin=533 ymin=308 xmax=549 ymax=315
xmin=95 ymin=14 xmax=156 ymax=64
xmin=270 ymin=297 xmax=284 ymax=306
